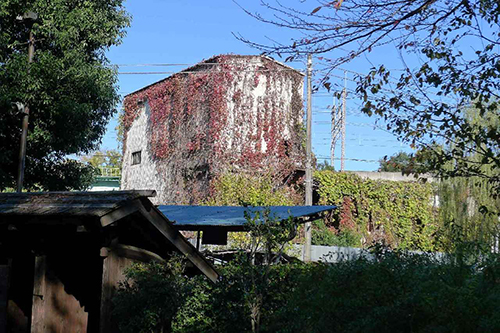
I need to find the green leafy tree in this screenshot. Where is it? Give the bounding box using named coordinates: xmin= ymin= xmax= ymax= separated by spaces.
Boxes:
xmin=379 ymin=151 xmax=413 ymax=172
xmin=434 ymin=109 xmax=500 ymax=251
xmin=237 ymin=0 xmax=500 ymax=192
xmin=0 ymin=0 xmax=130 ymax=190
xmin=81 ymin=149 xmax=122 ymax=175
xmin=316 ymin=160 xmax=335 ymax=171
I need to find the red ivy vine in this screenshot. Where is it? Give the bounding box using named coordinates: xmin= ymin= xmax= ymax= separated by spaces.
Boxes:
xmin=123 ymin=55 xmax=305 ymax=203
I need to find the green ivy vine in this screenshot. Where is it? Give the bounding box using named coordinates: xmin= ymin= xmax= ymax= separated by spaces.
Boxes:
xmin=315 ymin=170 xmax=438 ymax=251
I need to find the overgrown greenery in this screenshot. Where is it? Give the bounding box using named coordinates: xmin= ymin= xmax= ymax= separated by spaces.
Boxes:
xmin=115 ymin=209 xmax=300 ymax=333
xmin=437 ymin=174 xmax=500 ymax=252
xmin=114 ymin=249 xmax=500 ymax=333
xmin=311 ymin=219 xmax=361 ymax=247
xmin=206 ymin=171 xmax=440 ymax=250
xmin=112 ymin=259 xmax=189 ymax=333
xmin=0 ymin=0 xmax=130 ymax=190
xmin=205 ymin=173 xmax=299 ymax=206
xmin=314 ymin=170 xmax=437 ymax=250
xmin=113 ymin=171 xmax=500 ymax=332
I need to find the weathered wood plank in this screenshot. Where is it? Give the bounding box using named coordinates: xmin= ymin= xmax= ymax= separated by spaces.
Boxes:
xmin=100 ymin=199 xmax=141 ymax=227
xmin=0 ymin=190 xmax=157 ymax=218
xmin=100 ymin=248 xmax=134 ymax=333
xmin=138 ymin=201 xmax=219 ymax=283
xmin=31 ymin=255 xmax=89 ymax=333
xmin=31 ymin=256 xmax=47 ymax=333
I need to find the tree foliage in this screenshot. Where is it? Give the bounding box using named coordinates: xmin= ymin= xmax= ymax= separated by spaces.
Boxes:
xmin=81 ymin=149 xmax=122 ymax=176
xmin=113 ymin=257 xmax=190 ymax=333
xmin=0 ymin=0 xmax=130 ymax=190
xmin=378 ymin=151 xmax=413 ymax=172
xmin=237 ymin=0 xmax=500 ymax=192
xmin=438 ymin=174 xmax=500 ymax=252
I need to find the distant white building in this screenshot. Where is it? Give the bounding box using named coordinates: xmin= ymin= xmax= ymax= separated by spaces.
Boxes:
xmin=121 ymin=55 xmax=306 ymax=204
xmin=88 ymin=167 xmax=120 ymax=191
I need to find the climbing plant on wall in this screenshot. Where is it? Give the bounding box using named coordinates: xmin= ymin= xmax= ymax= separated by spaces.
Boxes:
xmin=122 ymin=55 xmax=305 ymax=204
xmin=314 ymin=171 xmax=437 ymax=251
xmin=205 ymin=172 xmax=300 ymax=207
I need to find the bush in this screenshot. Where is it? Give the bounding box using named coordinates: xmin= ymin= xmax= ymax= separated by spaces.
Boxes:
xmin=311 ymin=219 xmax=360 ymax=247
xmin=113 ymin=251 xmax=500 ymax=333
xmin=277 ymin=251 xmax=500 ymax=333
xmin=112 ymin=258 xmax=190 ymax=333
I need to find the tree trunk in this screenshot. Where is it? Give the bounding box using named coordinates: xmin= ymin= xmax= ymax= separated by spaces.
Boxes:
xmin=250 ymin=294 xmax=262 ymax=333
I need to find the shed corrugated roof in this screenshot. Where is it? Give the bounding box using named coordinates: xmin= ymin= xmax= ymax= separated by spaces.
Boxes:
xmin=158 ymin=205 xmax=336 ymax=230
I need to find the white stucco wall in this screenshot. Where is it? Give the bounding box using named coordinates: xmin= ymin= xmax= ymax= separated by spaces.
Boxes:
xmin=121 ymin=104 xmax=160 ymax=197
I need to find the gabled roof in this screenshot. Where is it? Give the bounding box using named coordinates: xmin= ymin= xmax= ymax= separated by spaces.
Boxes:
xmin=125 ymin=54 xmax=304 ymax=97
xmin=0 ymin=190 xmax=219 ymax=282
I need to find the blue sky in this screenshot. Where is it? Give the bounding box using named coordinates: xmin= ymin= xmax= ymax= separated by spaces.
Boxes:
xmin=101 ymin=0 xmax=414 ymax=171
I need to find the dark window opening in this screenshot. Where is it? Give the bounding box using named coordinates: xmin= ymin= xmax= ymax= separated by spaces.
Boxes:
xmin=132 ymin=151 xmax=142 ymax=165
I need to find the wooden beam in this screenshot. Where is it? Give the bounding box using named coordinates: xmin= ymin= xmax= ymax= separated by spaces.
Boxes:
xmin=99 ymin=199 xmax=141 ymax=227
xmin=137 ymin=201 xmax=219 ymax=283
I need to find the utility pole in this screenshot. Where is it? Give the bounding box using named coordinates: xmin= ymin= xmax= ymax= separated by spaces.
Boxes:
xmin=341 ymin=71 xmax=347 ymax=171
xmin=330 ymin=95 xmax=342 ymax=168
xmin=330 ymin=97 xmax=336 ymax=167
xmin=16 ymin=11 xmax=38 ymax=193
xmin=304 ymin=54 xmax=313 ymax=262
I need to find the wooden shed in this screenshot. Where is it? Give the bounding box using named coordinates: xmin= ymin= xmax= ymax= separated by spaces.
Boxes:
xmin=0 ymin=191 xmax=218 ymax=333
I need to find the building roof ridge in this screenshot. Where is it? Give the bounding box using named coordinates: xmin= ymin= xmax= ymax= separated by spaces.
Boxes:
xmin=125 ymin=54 xmax=303 ymax=98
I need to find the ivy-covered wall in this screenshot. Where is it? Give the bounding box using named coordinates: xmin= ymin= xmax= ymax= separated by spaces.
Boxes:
xmin=314 ymin=171 xmax=438 ymax=251
xmin=121 ymin=55 xmax=305 ymax=204
xmin=205 ymin=172 xmax=300 ymax=207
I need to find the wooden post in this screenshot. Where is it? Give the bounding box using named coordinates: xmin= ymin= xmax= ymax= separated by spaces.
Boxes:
xmin=31 ymin=256 xmax=47 ymax=332
xmin=100 ymin=248 xmax=115 ymax=333
xmin=100 ymin=247 xmax=131 ymax=333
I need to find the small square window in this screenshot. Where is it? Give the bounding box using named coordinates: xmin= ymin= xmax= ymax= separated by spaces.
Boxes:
xmin=131 ymin=151 xmax=142 ymax=165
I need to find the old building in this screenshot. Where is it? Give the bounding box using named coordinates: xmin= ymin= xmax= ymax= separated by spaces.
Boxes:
xmin=121 ymin=55 xmax=305 ymax=204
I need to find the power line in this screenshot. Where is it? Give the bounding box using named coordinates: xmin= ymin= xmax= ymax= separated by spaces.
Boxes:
xmin=316 ymin=137 xmax=404 ymax=144
xmin=118 ymin=68 xmax=305 ymax=75
xmin=112 ymin=61 xmax=306 ymax=67
xmin=315 ymin=142 xmax=408 ymax=149
xmin=315 ymin=156 xmax=379 ymax=163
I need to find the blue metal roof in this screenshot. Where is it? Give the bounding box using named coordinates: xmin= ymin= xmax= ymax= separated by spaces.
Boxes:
xmin=157 ymin=205 xmax=337 ymax=230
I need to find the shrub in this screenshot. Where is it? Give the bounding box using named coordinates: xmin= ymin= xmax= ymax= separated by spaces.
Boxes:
xmin=113 ymin=251 xmax=500 ymax=333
